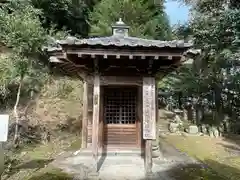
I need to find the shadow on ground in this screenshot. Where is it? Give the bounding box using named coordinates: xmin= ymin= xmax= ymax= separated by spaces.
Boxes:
xmin=4 ymin=159 xmax=54 ymax=178
xmin=23 ymin=159 xmax=240 ymax=180
xmin=16 ymin=159 xmax=54 ymax=170
xmin=139 ymin=159 xmax=240 ymax=180
xmin=223 ymin=134 xmax=240 ymax=146
xmin=27 ymin=171 xmax=73 ymax=180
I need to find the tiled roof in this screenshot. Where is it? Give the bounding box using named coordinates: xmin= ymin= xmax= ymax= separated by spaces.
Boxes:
xmin=46 ymin=35 xmax=193 ymax=52
xmin=59 ymin=36 xmax=192 ymax=48
xmin=46 ymin=19 xmax=193 ymax=52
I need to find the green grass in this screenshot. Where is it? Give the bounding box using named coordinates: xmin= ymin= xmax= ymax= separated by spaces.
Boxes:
xmin=165 ymin=135 xmax=240 ymax=180
xmin=25 ymin=166 xmax=74 ymax=180
xmin=64 ymin=139 xmax=82 ymax=152
xmin=3 ymin=132 xmax=81 ymax=180
xmin=169 ymin=164 xmax=226 ymax=180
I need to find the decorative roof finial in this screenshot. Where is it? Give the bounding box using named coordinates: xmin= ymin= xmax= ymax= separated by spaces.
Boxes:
xmin=112 ymin=18 xmax=130 ymax=37
xmin=116 ymin=18 xmax=125 ymax=25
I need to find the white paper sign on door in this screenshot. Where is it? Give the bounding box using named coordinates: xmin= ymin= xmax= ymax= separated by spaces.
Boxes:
xmin=0 ymin=115 xmax=9 ymax=142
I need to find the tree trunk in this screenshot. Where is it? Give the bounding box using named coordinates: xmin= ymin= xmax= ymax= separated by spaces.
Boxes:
xmin=13 ymin=77 xmax=23 ymax=145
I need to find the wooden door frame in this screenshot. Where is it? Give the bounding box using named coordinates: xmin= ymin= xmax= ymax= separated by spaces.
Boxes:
xmin=100 ymin=85 xmax=142 ymax=149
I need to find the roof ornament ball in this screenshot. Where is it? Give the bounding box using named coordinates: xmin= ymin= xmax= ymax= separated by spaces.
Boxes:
xmin=112 ymin=18 xmax=130 ymax=37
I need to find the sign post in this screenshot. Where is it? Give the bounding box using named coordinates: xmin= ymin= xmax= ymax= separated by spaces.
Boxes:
xmin=0 ymin=114 xmax=9 ymax=177
xmin=142 ymin=77 xmax=156 ymax=140
xmin=143 ymin=77 xmax=156 ymax=175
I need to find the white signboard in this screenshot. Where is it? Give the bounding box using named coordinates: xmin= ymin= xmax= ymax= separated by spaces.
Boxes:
xmin=142 ymin=77 xmax=156 ymax=140
xmin=0 ymin=115 xmax=9 ymax=142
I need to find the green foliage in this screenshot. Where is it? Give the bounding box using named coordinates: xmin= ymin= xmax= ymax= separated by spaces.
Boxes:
xmin=0 ymin=1 xmax=47 ymax=55
xmin=30 ymin=0 xmax=96 ymax=37
xmin=0 ymin=1 xmax=50 ymax=105
xmin=0 ymin=54 xmax=15 ymax=97
xmin=161 ymin=0 xmax=240 ymax=123
xmin=89 ymin=0 xmax=172 ymax=39
xmin=172 ymin=23 xmax=193 ymax=41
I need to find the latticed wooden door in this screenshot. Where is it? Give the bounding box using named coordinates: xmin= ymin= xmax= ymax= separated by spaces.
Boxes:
xmin=103 ymin=87 xmax=138 ymax=147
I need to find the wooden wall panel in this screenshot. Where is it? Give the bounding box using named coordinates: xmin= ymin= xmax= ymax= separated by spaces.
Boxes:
xmin=103 ymin=124 xmax=138 ymax=146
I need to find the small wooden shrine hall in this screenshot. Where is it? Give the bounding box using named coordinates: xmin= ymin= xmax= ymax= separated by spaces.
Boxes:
xmin=47 ymin=18 xmax=193 ymax=174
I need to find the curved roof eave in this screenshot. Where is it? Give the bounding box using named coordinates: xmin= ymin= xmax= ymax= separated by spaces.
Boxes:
xmin=55 ymin=35 xmax=193 ymax=49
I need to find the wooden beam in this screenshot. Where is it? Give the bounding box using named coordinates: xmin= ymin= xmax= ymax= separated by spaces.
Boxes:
xmin=77 ymin=72 xmax=93 ymax=83
xmin=72 ymin=48 xmax=183 ymax=58
xmin=100 ymin=76 xmax=142 ymax=86
xmin=82 ymin=81 xmax=88 ymax=148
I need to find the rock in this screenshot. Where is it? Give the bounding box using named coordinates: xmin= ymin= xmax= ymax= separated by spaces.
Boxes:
xmin=208 ymin=127 xmax=214 ymax=137
xmin=209 ymin=131 xmax=214 ymax=137
xmin=164 ymin=111 xmax=175 ymax=119
xmin=182 ymin=109 xmax=188 ymax=121
xmin=188 ymin=125 xmax=198 ymax=134
xmin=152 ymin=149 xmax=162 ymax=158
xmin=74 ymin=150 xmax=81 ymax=155
xmin=218 ymin=124 xmax=224 ymax=137
xmin=212 ymin=127 xmax=219 ymax=138
xmin=201 ymin=124 xmax=208 ymax=134
xmin=174 ymin=115 xmax=183 ymax=126
xmin=174 ymin=109 xmax=184 ymax=117
xmin=159 ymin=132 xmax=167 ymax=137
xmin=151 ymin=141 xmax=162 ymax=158
xmin=223 ymin=115 xmax=231 ymax=133
xmin=168 ymin=122 xmax=179 ymax=133
xmin=184 ymin=128 xmax=189 ymax=133
xmin=21 ymin=151 xmax=27 ymax=156
xmin=152 ymin=141 xmax=158 ymax=148
xmin=181 ymin=132 xmax=188 ymax=137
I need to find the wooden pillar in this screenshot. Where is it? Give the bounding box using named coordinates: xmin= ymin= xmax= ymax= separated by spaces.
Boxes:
xmin=145 ymin=140 xmax=152 ymax=174
xmin=87 ymin=84 xmax=93 ymax=147
xmin=82 ymin=81 xmax=88 ymax=148
xmin=155 ymin=81 xmax=159 ymax=145
xmin=137 ymin=86 xmax=142 ymax=147
xmin=143 ymin=77 xmax=156 ymax=175
xmin=99 ymin=86 xmax=104 ymax=148
xmin=92 ymin=74 xmax=100 ymax=172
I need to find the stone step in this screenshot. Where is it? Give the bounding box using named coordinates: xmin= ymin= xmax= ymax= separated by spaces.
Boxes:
xmin=74 ymin=148 xmax=143 ymax=157
xmin=159 ymin=129 xmax=169 ymax=132
xmin=158 ymin=124 xmax=169 ymax=127
xmin=159 ymin=126 xmax=168 ymax=128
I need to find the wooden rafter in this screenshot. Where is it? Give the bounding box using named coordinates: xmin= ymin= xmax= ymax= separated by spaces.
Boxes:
xmin=66 ymin=48 xmax=183 ymax=60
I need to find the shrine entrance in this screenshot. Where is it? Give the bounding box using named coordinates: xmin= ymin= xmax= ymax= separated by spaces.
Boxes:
xmin=103 ymin=86 xmax=140 ymax=147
